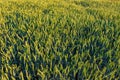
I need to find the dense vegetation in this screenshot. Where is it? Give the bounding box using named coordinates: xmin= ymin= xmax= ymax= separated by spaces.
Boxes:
xmin=0 ymin=0 xmax=120 ymax=79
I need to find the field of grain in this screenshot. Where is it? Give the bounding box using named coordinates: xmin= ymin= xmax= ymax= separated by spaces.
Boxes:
xmin=0 ymin=0 xmax=120 ymax=80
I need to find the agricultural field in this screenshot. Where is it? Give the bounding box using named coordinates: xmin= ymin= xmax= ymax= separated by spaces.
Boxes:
xmin=0 ymin=0 xmax=120 ymax=80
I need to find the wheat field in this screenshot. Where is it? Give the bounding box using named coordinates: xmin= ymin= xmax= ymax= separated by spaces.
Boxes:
xmin=0 ymin=0 xmax=120 ymax=80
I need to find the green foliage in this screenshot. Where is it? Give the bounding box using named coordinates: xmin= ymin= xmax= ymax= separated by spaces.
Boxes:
xmin=0 ymin=0 xmax=120 ymax=80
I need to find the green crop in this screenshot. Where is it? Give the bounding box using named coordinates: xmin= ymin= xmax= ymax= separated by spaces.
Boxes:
xmin=0 ymin=0 xmax=120 ymax=80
